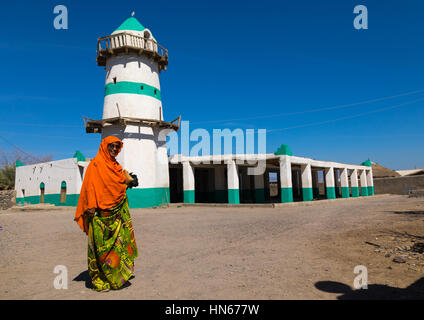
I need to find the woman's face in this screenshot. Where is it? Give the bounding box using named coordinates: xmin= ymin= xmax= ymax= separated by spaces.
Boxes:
xmin=107 ymin=142 xmax=121 ymax=158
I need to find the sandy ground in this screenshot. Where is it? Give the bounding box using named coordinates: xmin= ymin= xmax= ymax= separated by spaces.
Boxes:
xmin=1 ymin=194 xmax=424 ymax=300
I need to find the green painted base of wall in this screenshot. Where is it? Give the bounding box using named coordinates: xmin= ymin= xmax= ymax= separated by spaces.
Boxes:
xmin=368 ymin=186 xmax=374 ymax=196
xmin=341 ymin=187 xmax=350 ymax=198
xmin=326 ymin=187 xmax=336 ymax=199
xmin=215 ymin=190 xmax=227 ymax=203
xmin=228 ymin=189 xmax=240 ymax=204
xmin=183 ymin=190 xmax=195 ymax=203
xmin=126 ymin=187 xmax=170 ymax=208
xmin=255 ymin=188 xmax=265 ymax=203
xmin=351 ymin=187 xmax=359 ymax=197
xmin=281 ymin=187 xmax=293 ymax=203
xmin=302 ymin=188 xmax=313 ymax=201
xmin=16 ymin=194 xmax=79 ymax=207
xmin=17 ymin=188 xmax=171 ymax=209
xmin=361 ymin=187 xmax=369 ymax=197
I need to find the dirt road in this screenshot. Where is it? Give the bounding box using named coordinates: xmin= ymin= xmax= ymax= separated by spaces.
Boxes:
xmin=1 ymin=195 xmax=424 ymax=299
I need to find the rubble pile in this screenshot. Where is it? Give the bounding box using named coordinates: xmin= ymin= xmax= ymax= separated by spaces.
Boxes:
xmin=365 ymin=232 xmax=424 ymax=272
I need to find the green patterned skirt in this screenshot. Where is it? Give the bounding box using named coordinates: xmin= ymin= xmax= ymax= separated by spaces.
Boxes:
xmin=88 ymin=195 xmax=138 ymax=291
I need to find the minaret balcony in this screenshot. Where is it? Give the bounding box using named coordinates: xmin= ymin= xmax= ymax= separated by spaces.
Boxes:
xmin=96 ymin=32 xmax=168 ymax=70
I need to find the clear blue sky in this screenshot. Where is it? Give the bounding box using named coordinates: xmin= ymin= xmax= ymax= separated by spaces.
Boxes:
xmin=1 ymin=0 xmax=423 ymax=170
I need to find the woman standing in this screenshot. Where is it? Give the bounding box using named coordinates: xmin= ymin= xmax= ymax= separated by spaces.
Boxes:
xmin=74 ymin=136 xmax=139 ymax=292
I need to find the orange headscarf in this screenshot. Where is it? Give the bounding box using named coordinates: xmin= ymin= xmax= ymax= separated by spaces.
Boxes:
xmin=74 ymin=136 xmax=127 ymax=232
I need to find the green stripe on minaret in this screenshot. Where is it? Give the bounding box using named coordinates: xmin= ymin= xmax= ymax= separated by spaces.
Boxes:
xmin=105 ymin=81 xmax=161 ymax=101
xmin=126 ymin=187 xmax=170 ymax=208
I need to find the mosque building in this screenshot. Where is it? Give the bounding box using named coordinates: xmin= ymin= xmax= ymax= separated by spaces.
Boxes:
xmin=14 ymin=16 xmax=374 ymax=208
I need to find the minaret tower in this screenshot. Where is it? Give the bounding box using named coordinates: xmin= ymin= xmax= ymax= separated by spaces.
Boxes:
xmin=86 ymin=15 xmax=179 ymax=208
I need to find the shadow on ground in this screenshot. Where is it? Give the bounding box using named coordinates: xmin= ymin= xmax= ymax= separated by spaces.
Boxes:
xmin=389 ymin=210 xmax=424 ymax=215
xmin=73 ymin=270 xmax=93 ymax=289
xmin=315 ymin=277 xmax=424 ymax=299
xmin=73 ymin=270 xmax=135 ymax=290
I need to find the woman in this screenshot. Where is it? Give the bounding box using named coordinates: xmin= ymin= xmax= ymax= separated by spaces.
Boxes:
xmin=74 ymin=136 xmax=139 ymax=292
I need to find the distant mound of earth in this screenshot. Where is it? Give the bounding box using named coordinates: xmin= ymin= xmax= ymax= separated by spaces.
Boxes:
xmin=371 ymin=162 xmax=401 ymax=178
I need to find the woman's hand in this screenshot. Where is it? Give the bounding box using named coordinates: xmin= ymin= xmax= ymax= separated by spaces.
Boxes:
xmin=123 ymin=170 xmax=134 ymax=185
xmin=128 ymin=172 xmax=139 ymax=188
xmin=124 ymin=170 xmax=139 ymax=188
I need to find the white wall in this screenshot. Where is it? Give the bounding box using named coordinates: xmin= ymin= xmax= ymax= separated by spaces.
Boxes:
xmin=15 ymin=158 xmax=83 ymax=198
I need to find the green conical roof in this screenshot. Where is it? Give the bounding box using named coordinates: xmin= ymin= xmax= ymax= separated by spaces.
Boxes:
xmin=114 ymin=17 xmax=145 ymax=33
xmin=16 ymin=160 xmax=25 ymax=167
xmin=361 ymin=159 xmax=372 ymax=167
xmin=274 ymin=144 xmax=293 ymax=156
xmin=73 ymin=150 xmax=86 ymax=162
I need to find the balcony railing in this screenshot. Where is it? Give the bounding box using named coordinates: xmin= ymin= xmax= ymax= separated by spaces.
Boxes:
xmin=96 ymin=32 xmax=168 ymax=69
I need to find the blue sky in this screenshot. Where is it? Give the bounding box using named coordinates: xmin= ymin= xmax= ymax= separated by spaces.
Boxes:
xmin=0 ymin=0 xmax=423 ymax=170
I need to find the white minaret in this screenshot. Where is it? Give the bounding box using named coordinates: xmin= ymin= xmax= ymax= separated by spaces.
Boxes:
xmin=90 ymin=15 xmax=177 ymax=208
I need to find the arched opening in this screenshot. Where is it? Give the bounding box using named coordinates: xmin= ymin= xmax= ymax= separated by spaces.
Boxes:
xmin=40 ymin=182 xmax=45 ymax=203
xmin=144 ymin=30 xmax=153 ymax=51
xmin=60 ymin=181 xmax=67 ymax=203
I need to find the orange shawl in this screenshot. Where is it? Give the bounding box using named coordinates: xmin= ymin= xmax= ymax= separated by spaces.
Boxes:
xmin=74 ymin=136 xmax=127 ymax=232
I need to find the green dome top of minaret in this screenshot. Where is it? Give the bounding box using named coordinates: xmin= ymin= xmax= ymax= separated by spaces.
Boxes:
xmin=114 ymin=16 xmax=145 ymax=32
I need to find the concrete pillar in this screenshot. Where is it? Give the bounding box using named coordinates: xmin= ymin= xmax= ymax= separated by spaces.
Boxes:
xmin=324 ymin=167 xmax=336 ymax=199
xmin=350 ymin=169 xmax=359 ymax=197
xmin=183 ymin=161 xmax=195 ymax=203
xmin=279 ymin=156 xmax=293 ymax=203
xmin=253 ymin=173 xmax=265 ymax=203
xmin=301 ymin=163 xmax=313 ymax=201
xmin=312 ymin=170 xmax=320 ymax=198
xmin=340 ymin=168 xmax=350 ymax=198
xmin=227 ymin=160 xmax=240 ymax=204
xmin=214 ymin=166 xmax=226 ymax=203
xmin=367 ymin=169 xmax=374 ymax=196
xmin=360 ymin=169 xmax=369 ymax=196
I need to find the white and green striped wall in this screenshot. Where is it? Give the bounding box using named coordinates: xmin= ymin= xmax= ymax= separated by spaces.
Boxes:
xmin=15 ymin=158 xmax=84 ymax=207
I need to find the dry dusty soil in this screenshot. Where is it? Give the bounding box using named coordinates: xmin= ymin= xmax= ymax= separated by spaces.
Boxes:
xmin=1 ymin=194 xmax=424 ymax=300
